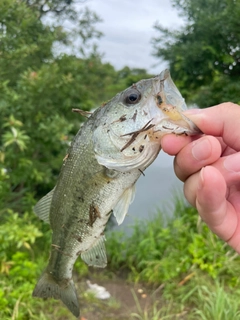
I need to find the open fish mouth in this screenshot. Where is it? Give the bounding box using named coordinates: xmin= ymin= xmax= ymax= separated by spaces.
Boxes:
xmin=120 ymin=108 xmax=200 ymax=154
xmin=120 ymin=119 xmax=155 ymax=152
xmin=152 ymin=112 xmax=201 ymax=136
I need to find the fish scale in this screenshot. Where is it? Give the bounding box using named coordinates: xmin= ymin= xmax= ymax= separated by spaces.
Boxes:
xmin=32 ymin=69 xmax=201 ymax=317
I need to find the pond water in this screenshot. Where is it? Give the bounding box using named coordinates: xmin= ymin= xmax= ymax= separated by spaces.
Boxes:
xmin=112 ymin=151 xmax=184 ymax=233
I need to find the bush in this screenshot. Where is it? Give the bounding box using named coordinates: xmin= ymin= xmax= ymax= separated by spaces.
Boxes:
xmin=107 ymin=198 xmax=240 ymax=286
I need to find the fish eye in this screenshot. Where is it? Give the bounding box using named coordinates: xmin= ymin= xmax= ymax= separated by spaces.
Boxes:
xmin=124 ymin=89 xmax=141 ymax=105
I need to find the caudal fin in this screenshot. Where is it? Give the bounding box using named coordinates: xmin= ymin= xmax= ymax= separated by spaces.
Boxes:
xmin=32 ymin=271 xmax=80 ymax=318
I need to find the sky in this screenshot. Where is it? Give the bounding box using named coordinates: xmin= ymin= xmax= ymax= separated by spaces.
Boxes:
xmin=81 ymin=0 xmax=184 ymax=73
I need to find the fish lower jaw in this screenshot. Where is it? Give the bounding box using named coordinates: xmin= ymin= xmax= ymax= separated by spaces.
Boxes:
xmin=153 ymin=118 xmax=197 ymax=136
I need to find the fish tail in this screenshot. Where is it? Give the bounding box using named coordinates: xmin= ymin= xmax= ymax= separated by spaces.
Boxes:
xmin=32 ymin=270 xmax=80 ymax=318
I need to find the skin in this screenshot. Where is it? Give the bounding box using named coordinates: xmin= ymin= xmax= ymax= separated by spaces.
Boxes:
xmin=161 ymin=102 xmax=240 ymax=253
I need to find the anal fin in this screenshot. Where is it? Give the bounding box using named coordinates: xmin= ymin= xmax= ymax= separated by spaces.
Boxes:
xmin=81 ymin=235 xmax=107 ymax=268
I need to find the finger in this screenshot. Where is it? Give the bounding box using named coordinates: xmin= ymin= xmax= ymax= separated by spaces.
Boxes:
xmin=174 ymin=135 xmax=222 ymax=182
xmin=161 ymin=134 xmax=194 ymax=156
xmin=183 ymin=171 xmax=199 ymax=207
xmin=183 ymin=152 xmax=240 ymax=206
xmin=227 ymin=186 xmax=240 ymax=253
xmin=209 ymin=152 xmax=240 ymax=185
xmin=184 ymin=102 xmax=240 ymax=150
xmin=196 ymin=166 xmax=240 ymax=253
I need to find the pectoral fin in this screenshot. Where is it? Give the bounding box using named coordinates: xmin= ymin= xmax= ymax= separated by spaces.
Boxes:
xmin=113 ymin=185 xmax=136 ymax=225
xmin=33 ymin=188 xmax=55 ymax=223
xmin=81 ymin=235 xmax=107 ymax=268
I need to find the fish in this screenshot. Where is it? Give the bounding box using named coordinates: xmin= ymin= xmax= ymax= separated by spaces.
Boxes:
xmin=32 ymin=69 xmax=201 ymax=318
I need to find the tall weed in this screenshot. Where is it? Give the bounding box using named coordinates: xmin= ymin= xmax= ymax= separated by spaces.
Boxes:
xmin=193 ymin=282 xmax=240 ymax=320
xmin=107 ymin=198 xmax=240 ymax=285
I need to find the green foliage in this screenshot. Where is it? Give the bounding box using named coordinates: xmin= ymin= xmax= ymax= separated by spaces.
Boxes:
xmin=130 ymin=290 xmax=181 ymax=320
xmin=23 ymin=0 xmax=75 ymax=18
xmin=1 ymin=1 xmax=239 ymax=319
xmin=107 ymin=198 xmax=240 ymax=285
xmin=193 ymin=282 xmax=240 ymax=319
xmin=130 ymin=280 xmax=240 ymax=320
xmin=153 ymin=0 xmax=240 ymax=106
xmin=107 ymin=200 xmax=240 ymax=319
xmin=0 ymin=209 xmax=90 ymax=319
xmin=0 ymin=0 xmax=57 ymax=85
xmin=0 ymin=0 xmax=152 ymax=213
xmin=0 ymin=2 xmax=153 ymax=318
xmin=0 ymin=211 xmax=43 ymax=319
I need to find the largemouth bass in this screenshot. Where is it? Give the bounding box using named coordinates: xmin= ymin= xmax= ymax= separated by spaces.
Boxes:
xmin=32 ymin=69 xmax=200 ymax=317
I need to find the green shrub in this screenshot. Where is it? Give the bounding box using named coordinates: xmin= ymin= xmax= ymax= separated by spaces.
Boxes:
xmin=107 ymin=198 xmax=240 ymax=286
xmin=0 ymin=211 xmax=51 ymax=319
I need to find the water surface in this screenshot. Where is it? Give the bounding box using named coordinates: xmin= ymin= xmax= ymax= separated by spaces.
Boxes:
xmin=112 ymin=151 xmax=183 ymax=233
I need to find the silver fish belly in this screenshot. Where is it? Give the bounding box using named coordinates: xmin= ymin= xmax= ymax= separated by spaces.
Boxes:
xmin=32 ymin=69 xmax=201 ymax=317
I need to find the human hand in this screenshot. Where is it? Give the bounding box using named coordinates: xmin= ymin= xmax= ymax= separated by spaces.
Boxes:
xmin=161 ymin=102 xmax=240 ymax=253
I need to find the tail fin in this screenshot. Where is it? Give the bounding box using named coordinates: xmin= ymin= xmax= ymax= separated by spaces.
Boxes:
xmin=32 ymin=271 xmax=80 ymax=318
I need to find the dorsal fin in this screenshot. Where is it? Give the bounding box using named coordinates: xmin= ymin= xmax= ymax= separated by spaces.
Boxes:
xmin=72 ymin=108 xmax=92 ymax=118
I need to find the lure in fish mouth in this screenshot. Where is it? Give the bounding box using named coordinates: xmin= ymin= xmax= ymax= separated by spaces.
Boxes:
xmin=120 ymin=119 xmax=155 ymax=152
xmin=32 ymin=69 xmax=201 ymax=318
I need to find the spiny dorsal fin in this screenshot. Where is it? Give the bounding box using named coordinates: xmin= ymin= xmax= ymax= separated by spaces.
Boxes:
xmin=33 ymin=188 xmax=55 ymax=223
xmin=81 ymin=235 xmax=107 ymax=268
xmin=113 ymin=185 xmax=136 ymax=225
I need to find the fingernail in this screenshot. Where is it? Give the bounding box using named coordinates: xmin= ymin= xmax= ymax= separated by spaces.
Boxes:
xmin=198 ymin=167 xmax=205 ymax=190
xmin=192 ymin=138 xmax=212 ymax=161
xmin=224 ymin=154 xmax=240 ymax=173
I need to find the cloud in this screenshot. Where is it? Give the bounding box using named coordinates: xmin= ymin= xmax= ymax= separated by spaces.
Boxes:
xmin=83 ymin=0 xmax=184 ymax=72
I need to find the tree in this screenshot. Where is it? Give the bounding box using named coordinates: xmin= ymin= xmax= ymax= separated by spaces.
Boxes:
xmin=152 ymin=0 xmax=240 ymax=107
xmin=0 ymin=2 xmax=153 ymax=317
xmin=0 ymin=1 xmax=152 ymax=214
xmin=24 ymin=0 xmax=75 ymax=17
xmin=0 ymin=0 xmax=115 ymax=213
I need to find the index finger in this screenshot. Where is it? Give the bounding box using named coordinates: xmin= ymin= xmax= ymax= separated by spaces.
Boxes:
xmin=184 ymin=102 xmax=240 ymax=151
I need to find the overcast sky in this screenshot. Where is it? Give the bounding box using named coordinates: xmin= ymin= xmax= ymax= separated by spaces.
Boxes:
xmin=82 ymin=0 xmax=184 ymax=73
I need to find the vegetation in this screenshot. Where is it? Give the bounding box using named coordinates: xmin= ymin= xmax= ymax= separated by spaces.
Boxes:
xmin=1 ymin=0 xmax=240 ymax=319
xmin=153 ymin=0 xmax=240 ymax=107
xmin=107 ymin=199 xmax=240 ymax=319
xmin=0 ymin=1 xmax=151 ymax=319
xmin=108 ymin=199 xmax=240 ymax=284
xmin=2 ymin=199 xmax=240 ymax=319
xmin=0 ymin=0 xmax=151 ymax=214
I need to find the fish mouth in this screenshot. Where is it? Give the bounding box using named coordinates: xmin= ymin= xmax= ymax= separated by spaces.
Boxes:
xmin=152 ymin=112 xmax=201 ymax=136
xmin=120 ymin=106 xmax=201 ymax=153
xmin=120 ymin=119 xmax=155 ymax=152
xmin=149 ymin=69 xmax=201 ymax=136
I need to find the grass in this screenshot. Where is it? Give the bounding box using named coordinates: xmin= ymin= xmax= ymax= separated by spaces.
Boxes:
xmin=130 ymin=289 xmax=185 ymax=320
xmin=107 ymin=197 xmax=240 ymax=286
xmin=106 ymin=197 xmax=240 ymax=319
xmin=2 ymin=199 xmax=240 ymax=319
xmin=129 ymin=280 xmax=240 ymax=320
xmin=193 ymin=282 xmax=240 ymax=319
